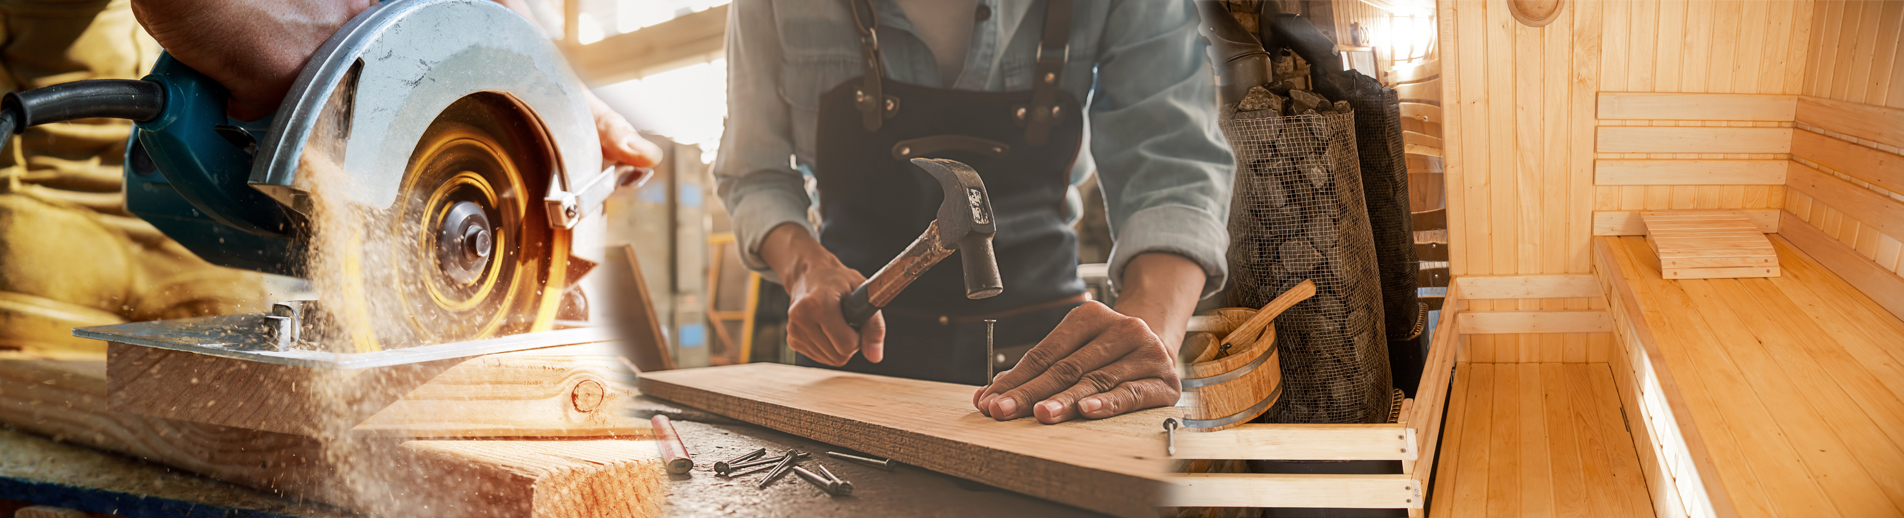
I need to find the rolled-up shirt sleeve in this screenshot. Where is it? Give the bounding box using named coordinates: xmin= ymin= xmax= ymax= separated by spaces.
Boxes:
xmin=713 ymin=0 xmax=811 ymax=281
xmin=1089 ymin=0 xmax=1234 ymax=298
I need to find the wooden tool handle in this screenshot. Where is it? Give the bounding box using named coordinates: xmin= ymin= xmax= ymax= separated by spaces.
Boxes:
xmin=1220 ymin=279 xmax=1317 ymax=347
xmin=652 ymin=415 xmax=692 ymax=474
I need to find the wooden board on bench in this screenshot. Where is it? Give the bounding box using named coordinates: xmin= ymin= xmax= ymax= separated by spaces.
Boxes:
xmin=637 ymin=363 xmax=1173 ymax=518
xmin=1641 ymin=211 xmax=1779 ymax=279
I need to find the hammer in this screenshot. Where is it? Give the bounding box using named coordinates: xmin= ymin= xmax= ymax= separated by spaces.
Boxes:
xmin=839 ymin=158 xmax=1004 ymax=329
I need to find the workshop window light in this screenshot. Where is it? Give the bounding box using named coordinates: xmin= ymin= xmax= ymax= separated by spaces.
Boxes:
xmin=593 ymin=59 xmax=729 ymax=164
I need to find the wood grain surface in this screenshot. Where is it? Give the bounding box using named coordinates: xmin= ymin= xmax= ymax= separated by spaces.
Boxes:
xmin=637 ymin=363 xmax=1174 ymax=518
xmin=0 ymin=356 xmax=666 ymax=517
xmin=106 ymin=342 xmax=644 ymax=438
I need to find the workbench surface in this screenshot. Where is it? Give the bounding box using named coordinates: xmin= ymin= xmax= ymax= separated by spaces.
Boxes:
xmin=643 ymin=398 xmax=1107 ymax=518
xmin=0 ymin=398 xmax=1104 ymax=518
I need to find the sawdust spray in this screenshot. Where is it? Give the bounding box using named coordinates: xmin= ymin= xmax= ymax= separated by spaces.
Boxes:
xmin=294 ymin=123 xmax=462 ymax=516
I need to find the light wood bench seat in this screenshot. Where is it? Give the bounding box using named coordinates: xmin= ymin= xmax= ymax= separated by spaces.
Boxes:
xmin=1595 ymin=235 xmax=1904 ymax=518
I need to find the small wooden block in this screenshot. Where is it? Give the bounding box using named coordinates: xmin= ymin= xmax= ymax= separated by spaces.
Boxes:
xmin=1641 ymin=211 xmax=1780 ymax=279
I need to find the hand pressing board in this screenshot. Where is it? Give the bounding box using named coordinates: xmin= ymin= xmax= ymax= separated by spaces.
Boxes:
xmin=637 ymin=363 xmax=1177 ymax=518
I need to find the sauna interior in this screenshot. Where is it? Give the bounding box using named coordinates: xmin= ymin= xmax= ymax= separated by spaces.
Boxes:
xmin=1378 ymin=0 xmax=1904 ymax=516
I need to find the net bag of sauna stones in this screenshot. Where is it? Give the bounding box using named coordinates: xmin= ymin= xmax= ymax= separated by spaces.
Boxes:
xmin=1221 ymin=86 xmax=1393 ymax=425
xmin=1332 ymin=71 xmax=1425 ymax=397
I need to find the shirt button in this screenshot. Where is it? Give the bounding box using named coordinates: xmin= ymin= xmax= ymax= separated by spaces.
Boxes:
xmin=975 ymin=4 xmax=992 ymax=21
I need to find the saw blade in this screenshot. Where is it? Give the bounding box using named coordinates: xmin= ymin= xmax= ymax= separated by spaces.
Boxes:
xmin=305 ymin=94 xmax=569 ymax=352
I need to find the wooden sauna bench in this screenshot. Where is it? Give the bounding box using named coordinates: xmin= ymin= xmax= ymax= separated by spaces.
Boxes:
xmin=1595 ymin=235 xmax=1904 ymax=518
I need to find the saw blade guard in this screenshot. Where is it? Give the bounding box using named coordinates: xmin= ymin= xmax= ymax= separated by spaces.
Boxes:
xmin=249 ymin=0 xmax=604 ymax=217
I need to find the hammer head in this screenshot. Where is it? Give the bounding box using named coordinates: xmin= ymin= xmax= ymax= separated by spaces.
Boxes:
xmin=910 ymin=158 xmax=1003 ymax=300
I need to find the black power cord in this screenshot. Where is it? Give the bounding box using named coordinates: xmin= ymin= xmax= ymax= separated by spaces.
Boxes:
xmin=0 ymin=79 xmax=165 ymax=152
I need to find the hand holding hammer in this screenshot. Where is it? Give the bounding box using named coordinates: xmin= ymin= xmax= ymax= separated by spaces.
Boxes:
xmin=759 ymin=158 xmax=1003 ymax=366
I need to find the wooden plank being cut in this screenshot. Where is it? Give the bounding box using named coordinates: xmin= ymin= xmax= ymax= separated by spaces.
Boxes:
xmin=107 ymin=341 xmax=643 ymax=439
xmin=0 ymin=357 xmax=666 ymax=517
xmin=637 ymin=363 xmax=1173 ymax=518
xmin=1643 ymin=211 xmax=1780 ymax=279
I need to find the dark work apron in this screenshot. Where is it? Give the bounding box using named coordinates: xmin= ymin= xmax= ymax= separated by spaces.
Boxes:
xmin=793 ymin=0 xmax=1087 ymax=385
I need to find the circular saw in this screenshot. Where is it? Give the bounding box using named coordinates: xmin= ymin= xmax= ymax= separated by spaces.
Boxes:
xmin=0 ymin=0 xmax=637 ymax=351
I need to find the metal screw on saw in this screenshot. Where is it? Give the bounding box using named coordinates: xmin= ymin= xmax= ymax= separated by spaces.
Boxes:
xmin=757 ymin=451 xmax=803 ymax=489
xmin=714 ymin=447 xmax=768 ymax=476
xmin=825 ymin=451 xmax=893 ymax=470
xmin=815 ymin=463 xmax=853 ymax=496
xmin=1164 ymin=418 xmax=1180 ymax=456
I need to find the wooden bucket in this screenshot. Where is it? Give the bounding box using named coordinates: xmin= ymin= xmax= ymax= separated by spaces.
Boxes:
xmin=1178 ymin=280 xmax=1315 ymax=432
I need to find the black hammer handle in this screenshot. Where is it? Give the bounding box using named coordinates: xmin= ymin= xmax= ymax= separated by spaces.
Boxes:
xmin=841 ymin=285 xmax=879 ymax=330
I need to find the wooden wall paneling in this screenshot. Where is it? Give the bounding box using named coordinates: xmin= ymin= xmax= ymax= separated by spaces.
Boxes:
xmin=1710 ymin=0 xmax=1744 ymax=94
xmin=1451 ymin=0 xmax=1481 ymax=275
xmin=1573 ymin=0 xmax=1606 ymax=273
xmin=1502 ymin=0 xmax=1529 ymax=276
xmin=1790 ymin=129 xmax=1904 ymax=193
xmin=1542 ymin=0 xmax=1572 ymax=275
xmin=1457 ymin=274 xmax=1602 ymax=299
xmin=1594 ymin=209 xmax=1781 ymax=236
xmin=1595 ymin=127 xmax=1795 ymax=154
xmin=1737 ymin=0 xmax=1772 ymax=94
xmin=1806 ymin=0 xmax=1842 ymax=98
xmin=1777 ymin=214 xmax=1904 ymax=321
xmin=1785 ymin=161 xmax=1904 ymax=239
xmin=1630 ymin=0 xmax=1658 ymax=92
xmin=1866 ymin=1 xmax=1904 ymax=107
xmin=1890 ymin=3 xmax=1904 ymax=108
xmin=1458 ymin=311 xmax=1614 ymax=335
xmin=1655 ymin=0 xmax=1686 ymax=93
xmin=1796 ymin=96 xmax=1904 ymax=150
xmin=1786 ymin=0 xmax=1819 ymax=96
xmin=1847 ymin=0 xmax=1884 ymax=102
xmin=1596 ymin=93 xmax=1797 ymax=121
xmin=1595 ymin=159 xmax=1788 ymax=186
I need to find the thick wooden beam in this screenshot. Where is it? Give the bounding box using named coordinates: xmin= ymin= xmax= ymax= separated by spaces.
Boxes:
xmin=1795 ymin=95 xmax=1904 ymax=149
xmin=562 ymin=5 xmax=727 ymax=87
xmin=1169 ymin=424 xmax=1415 ymax=462
xmin=1776 ymin=212 xmax=1904 ymax=321
xmin=1784 ymin=161 xmax=1904 ymax=238
xmin=1596 ymin=92 xmax=1796 ymax=121
xmin=107 ymin=341 xmax=643 ymax=439
xmin=1595 ymin=127 xmax=1793 ymax=154
xmin=1455 ymin=274 xmax=1602 ymax=299
xmin=0 ymin=357 xmax=666 ymax=517
xmin=1789 ymin=130 xmax=1904 ymax=195
xmin=1594 ymin=159 xmax=1787 ymax=186
xmin=1161 ymin=473 xmax=1421 ymax=509
xmin=1593 ymin=209 xmax=1780 ymax=236
xmin=637 ymin=363 xmax=1170 ymax=518
xmin=1457 ymin=311 xmax=1613 ymax=334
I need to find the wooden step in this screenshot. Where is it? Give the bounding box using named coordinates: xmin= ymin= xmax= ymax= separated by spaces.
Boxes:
xmin=1641 ymin=211 xmax=1779 ymax=279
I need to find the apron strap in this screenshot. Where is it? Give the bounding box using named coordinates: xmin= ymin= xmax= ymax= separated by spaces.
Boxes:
xmin=847 ymin=0 xmax=891 ymax=131
xmin=1020 ymin=0 xmax=1073 ymax=146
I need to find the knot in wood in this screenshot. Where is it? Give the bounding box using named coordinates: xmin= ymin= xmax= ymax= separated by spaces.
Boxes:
xmin=571 ymin=379 xmax=605 ymax=412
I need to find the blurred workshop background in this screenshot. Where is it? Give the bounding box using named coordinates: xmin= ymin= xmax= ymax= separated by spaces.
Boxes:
xmin=558 ymin=0 xmax=1444 ymax=370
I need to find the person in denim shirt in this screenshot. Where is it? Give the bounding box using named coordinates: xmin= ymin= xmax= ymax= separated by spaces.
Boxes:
xmin=714 ymin=0 xmax=1233 ymax=424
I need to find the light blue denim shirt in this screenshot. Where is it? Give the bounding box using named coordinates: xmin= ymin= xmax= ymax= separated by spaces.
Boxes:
xmin=714 ymin=0 xmax=1234 ymax=297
